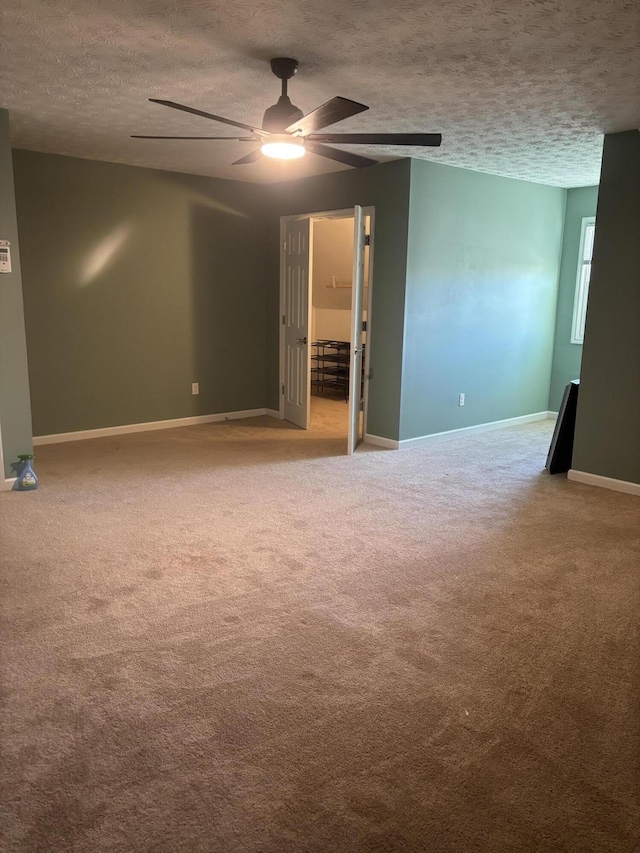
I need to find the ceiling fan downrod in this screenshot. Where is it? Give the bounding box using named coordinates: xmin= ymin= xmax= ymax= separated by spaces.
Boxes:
xmin=263 ymin=58 xmax=303 ymax=132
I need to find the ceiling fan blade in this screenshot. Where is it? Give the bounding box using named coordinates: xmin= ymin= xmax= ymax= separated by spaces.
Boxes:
xmin=306 ymin=133 xmax=442 ymax=147
xmin=306 ymin=143 xmax=377 ymax=169
xmin=149 ymin=99 xmax=269 ymax=137
xmin=285 ymin=97 xmax=369 ymax=136
xmin=231 ymin=148 xmax=263 ymax=165
xmin=131 ymin=135 xmax=256 ymax=140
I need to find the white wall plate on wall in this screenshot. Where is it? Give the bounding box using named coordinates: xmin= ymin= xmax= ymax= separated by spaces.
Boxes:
xmin=0 ymin=240 xmax=11 ymax=273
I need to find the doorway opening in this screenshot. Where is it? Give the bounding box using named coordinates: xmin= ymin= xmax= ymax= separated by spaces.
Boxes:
xmin=279 ymin=206 xmax=374 ymax=454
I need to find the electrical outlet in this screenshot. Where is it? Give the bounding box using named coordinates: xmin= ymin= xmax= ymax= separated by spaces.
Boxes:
xmin=192 ymin=382 xmax=199 ymax=395
xmin=458 ymin=393 xmax=465 ymax=407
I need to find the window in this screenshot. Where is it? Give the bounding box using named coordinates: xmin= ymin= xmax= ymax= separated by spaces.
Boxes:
xmin=571 ymin=217 xmax=596 ymax=344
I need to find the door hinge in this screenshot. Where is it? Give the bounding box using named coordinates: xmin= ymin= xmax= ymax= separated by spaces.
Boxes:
xmin=281 ymin=382 xmax=285 ymax=395
xmin=282 ymin=314 xmax=285 ymax=325
xmin=282 ymin=240 xmax=286 ymax=251
xmin=362 ymin=320 xmax=367 ymax=332
xmin=364 ymin=234 xmax=371 ymax=246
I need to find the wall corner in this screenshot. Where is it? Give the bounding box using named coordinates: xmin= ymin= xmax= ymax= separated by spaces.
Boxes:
xmin=0 ymin=108 xmax=34 ymax=478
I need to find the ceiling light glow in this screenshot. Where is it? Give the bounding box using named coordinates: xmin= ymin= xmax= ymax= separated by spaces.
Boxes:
xmin=261 ymin=134 xmax=305 ymax=160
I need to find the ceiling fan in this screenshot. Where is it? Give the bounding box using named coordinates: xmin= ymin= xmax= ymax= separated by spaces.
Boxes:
xmin=132 ymin=57 xmax=442 ymax=168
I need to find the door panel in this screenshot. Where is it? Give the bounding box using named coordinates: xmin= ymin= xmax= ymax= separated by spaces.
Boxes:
xmin=347 ymin=205 xmax=366 ymax=454
xmin=283 ymin=219 xmax=311 ymax=429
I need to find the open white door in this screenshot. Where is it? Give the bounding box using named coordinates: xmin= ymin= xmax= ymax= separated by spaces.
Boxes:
xmin=347 ymin=205 xmax=366 ymax=454
xmin=282 ymin=218 xmax=311 ymax=429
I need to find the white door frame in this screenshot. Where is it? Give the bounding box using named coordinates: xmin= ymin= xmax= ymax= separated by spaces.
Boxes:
xmin=278 ymin=206 xmax=376 ymax=437
xmin=347 ymin=205 xmax=366 ymax=454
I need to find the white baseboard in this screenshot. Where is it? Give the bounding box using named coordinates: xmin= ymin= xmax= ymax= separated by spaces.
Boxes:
xmin=264 ymin=408 xmax=281 ymax=419
xmin=363 ymin=433 xmax=399 ymax=449
xmin=1 ymin=477 xmax=17 ymax=492
xmin=33 ymin=408 xmax=272 ymax=446
xmin=567 ymin=470 xmax=640 ymax=497
xmin=400 ymin=411 xmax=553 ymax=449
xmin=365 ymin=411 xmax=554 ymax=452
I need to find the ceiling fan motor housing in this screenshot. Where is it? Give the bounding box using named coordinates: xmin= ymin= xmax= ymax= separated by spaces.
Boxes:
xmin=262 ymin=96 xmax=304 ymax=132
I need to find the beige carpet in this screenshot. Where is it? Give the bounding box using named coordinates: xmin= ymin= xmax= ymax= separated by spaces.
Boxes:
xmin=1 ymin=402 xmax=639 ymax=853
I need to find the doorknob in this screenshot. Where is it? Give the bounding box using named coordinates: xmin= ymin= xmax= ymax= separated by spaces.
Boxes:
xmin=297 ymin=336 xmax=307 ymax=345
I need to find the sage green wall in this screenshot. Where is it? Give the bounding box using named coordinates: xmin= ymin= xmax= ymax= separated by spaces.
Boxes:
xmin=401 ymin=160 xmax=565 ymax=441
xmin=11 ymin=149 xmax=576 ymax=449
xmin=573 ymin=130 xmax=640 ymax=485
xmin=548 ymin=185 xmax=599 ymax=412
xmin=13 ymin=151 xmax=267 ymax=436
xmin=264 ymin=160 xmax=412 ymax=441
xmin=0 ymin=110 xmax=33 ymax=478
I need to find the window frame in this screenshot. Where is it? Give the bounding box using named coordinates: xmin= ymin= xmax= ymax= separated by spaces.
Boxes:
xmin=570 ymin=216 xmax=596 ymax=345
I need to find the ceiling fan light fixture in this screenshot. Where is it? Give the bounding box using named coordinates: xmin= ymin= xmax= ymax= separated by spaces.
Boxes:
xmin=140 ymin=61 xmax=441 ymax=170
xmin=261 ymin=134 xmax=305 ymax=160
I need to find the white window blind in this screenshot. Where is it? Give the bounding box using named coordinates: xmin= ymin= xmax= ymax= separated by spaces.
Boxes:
xmin=571 ymin=217 xmax=596 ymax=344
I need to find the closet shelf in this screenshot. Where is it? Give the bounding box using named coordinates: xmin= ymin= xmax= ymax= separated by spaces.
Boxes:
xmin=324 ymin=275 xmax=367 ymax=289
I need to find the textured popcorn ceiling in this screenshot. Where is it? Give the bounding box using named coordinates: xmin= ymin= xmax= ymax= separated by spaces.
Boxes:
xmin=3 ymin=0 xmax=640 ymax=186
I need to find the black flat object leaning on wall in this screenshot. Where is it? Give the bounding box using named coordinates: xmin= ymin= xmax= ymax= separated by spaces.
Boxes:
xmin=546 ymin=381 xmax=580 ymax=474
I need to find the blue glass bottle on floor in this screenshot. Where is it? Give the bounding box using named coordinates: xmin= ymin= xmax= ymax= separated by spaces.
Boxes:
xmin=14 ymin=454 xmax=38 ymax=491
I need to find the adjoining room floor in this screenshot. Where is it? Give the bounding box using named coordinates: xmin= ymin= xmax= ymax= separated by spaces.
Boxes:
xmin=309 ymin=391 xmax=349 ymax=439
xmin=1 ymin=417 xmax=639 ymax=852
